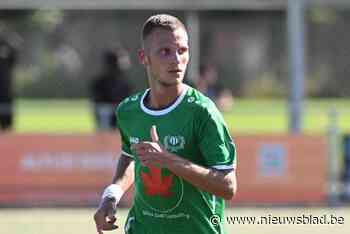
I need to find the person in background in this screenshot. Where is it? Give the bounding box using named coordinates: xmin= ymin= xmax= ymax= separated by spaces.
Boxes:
xmin=90 ymin=46 xmax=132 ymax=130
xmin=196 ymin=63 xmax=219 ymax=100
xmin=0 ymin=36 xmax=17 ymax=131
xmin=196 ymin=63 xmax=234 ymax=112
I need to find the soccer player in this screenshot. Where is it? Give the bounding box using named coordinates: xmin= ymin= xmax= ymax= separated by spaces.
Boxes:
xmin=94 ymin=14 xmax=237 ymax=234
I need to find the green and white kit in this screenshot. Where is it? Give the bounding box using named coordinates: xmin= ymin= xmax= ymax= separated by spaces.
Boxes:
xmin=117 ymin=85 xmax=236 ymax=234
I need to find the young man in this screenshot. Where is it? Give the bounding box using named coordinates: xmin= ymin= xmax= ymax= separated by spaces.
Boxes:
xmin=94 ymin=14 xmax=237 ymax=234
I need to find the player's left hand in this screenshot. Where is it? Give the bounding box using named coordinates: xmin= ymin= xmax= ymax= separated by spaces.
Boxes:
xmin=131 ymin=125 xmax=169 ymax=167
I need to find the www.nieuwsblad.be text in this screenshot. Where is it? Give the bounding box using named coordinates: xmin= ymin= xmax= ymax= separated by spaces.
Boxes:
xmin=210 ymin=214 xmax=345 ymax=226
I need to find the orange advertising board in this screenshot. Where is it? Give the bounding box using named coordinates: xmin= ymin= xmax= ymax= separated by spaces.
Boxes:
xmin=0 ymin=133 xmax=328 ymax=206
xmin=230 ymin=135 xmax=328 ymax=205
xmin=0 ymin=133 xmax=123 ymax=206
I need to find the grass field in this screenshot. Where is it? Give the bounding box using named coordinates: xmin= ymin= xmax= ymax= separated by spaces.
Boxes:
xmin=13 ymin=98 xmax=350 ymax=134
xmin=4 ymin=99 xmax=350 ymax=234
xmin=1 ymin=207 xmax=349 ymax=234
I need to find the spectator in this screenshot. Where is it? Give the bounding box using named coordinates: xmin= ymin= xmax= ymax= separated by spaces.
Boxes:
xmin=90 ymin=46 xmax=132 ymax=130
xmin=196 ymin=64 xmax=234 ymax=112
xmin=196 ymin=64 xmax=219 ymax=99
xmin=0 ymin=36 xmax=17 ymax=131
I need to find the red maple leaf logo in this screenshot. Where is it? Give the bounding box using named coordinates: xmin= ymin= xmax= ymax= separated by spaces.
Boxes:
xmin=141 ymin=165 xmax=174 ymax=197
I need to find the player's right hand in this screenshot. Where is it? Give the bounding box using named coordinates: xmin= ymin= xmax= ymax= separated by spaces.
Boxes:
xmin=94 ymin=197 xmax=118 ymax=234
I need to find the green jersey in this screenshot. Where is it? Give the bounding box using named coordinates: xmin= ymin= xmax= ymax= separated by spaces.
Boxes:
xmin=117 ymin=85 xmax=236 ymax=234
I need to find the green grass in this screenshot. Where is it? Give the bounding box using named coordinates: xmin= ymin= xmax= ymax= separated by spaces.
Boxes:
xmin=1 ymin=207 xmax=349 ymax=234
xmin=12 ymin=98 xmax=350 ymax=134
xmin=14 ymin=99 xmax=95 ymax=133
xmin=223 ymin=98 xmax=350 ymax=134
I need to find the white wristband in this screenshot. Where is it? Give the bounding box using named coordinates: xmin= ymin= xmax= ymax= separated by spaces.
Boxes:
xmin=101 ymin=184 xmax=124 ymax=204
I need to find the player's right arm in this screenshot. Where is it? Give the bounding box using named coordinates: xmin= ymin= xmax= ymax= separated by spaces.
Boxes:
xmin=93 ymin=153 xmax=134 ymax=234
xmin=111 ymin=153 xmax=135 ymax=190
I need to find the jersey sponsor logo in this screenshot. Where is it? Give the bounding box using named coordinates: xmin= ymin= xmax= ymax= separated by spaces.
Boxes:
xmin=135 ymin=135 xmax=185 ymax=213
xmin=163 ymin=135 xmax=185 ymax=152
xmin=141 ymin=165 xmax=174 ymax=197
xmin=138 ymin=166 xmax=184 ymax=213
xmin=129 ymin=136 xmax=140 ymax=144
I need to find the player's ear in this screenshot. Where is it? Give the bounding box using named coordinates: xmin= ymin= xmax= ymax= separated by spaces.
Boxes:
xmin=138 ymin=49 xmax=149 ymax=65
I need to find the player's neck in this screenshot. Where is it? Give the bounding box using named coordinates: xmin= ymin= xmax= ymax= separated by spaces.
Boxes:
xmin=147 ymin=83 xmax=185 ymax=110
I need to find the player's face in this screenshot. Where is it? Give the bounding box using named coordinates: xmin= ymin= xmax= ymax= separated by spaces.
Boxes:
xmin=140 ymin=28 xmax=189 ymax=87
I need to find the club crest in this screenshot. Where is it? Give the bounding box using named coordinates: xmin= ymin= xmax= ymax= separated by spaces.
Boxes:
xmin=163 ymin=135 xmax=185 ymax=152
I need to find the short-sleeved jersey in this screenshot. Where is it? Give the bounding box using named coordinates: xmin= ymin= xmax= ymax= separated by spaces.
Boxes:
xmin=117 ymin=84 xmax=236 ymax=234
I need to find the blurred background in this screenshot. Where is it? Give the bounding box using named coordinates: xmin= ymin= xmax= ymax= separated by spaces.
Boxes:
xmin=1 ymin=0 xmax=350 ymax=234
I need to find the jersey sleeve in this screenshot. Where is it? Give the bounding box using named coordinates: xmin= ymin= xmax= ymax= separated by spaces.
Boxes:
xmin=116 ymin=105 xmax=134 ymax=159
xmin=196 ymin=101 xmax=236 ymax=170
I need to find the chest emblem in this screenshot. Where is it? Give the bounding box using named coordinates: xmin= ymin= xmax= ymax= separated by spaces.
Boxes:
xmin=163 ymin=135 xmax=185 ymax=152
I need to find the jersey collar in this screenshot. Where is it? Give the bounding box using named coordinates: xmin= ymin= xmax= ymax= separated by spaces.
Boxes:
xmin=140 ymin=84 xmax=189 ymax=116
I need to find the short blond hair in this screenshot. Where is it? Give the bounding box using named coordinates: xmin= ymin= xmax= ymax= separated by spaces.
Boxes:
xmin=141 ymin=14 xmax=187 ymax=46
